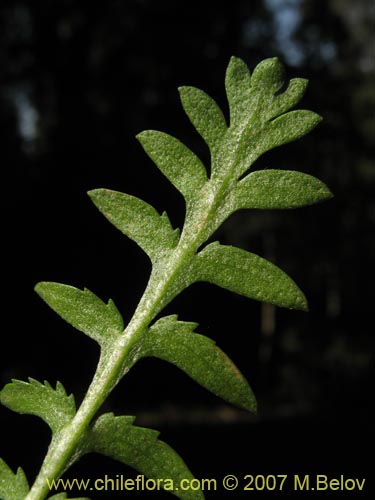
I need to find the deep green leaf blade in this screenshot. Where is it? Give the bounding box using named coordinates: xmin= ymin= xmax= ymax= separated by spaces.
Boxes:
xmin=0 ymin=379 xmax=75 ymax=434
xmin=137 ymin=130 xmax=208 ymax=204
xmin=142 ymin=315 xmax=256 ymax=412
xmin=0 ymin=458 xmax=29 ymax=500
xmin=259 ymin=110 xmax=322 ymax=154
xmin=228 ymin=57 xmax=285 ymax=130
xmin=34 ymin=282 xmax=124 ymax=346
xmin=88 ymin=413 xmax=203 ymax=500
xmin=192 ymin=243 xmax=308 ymax=311
xmin=250 ymin=57 xmax=285 ymax=95
xmin=237 ymin=110 xmax=322 ymax=178
xmin=179 ymin=86 xmax=227 ymax=156
xmin=268 ymin=78 xmax=309 ymax=120
xmin=88 ymin=189 xmax=179 ymax=262
xmin=225 ymin=56 xmax=252 ymax=126
xmin=226 ymin=57 xmax=305 ymax=129
xmin=226 ymin=169 xmax=333 ymax=212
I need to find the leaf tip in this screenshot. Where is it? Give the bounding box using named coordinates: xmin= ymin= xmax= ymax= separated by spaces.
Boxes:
xmin=87 ymin=188 xmax=103 ymax=201
xmin=322 ymin=186 xmax=334 ymax=201
xmin=34 ymin=281 xmax=52 ymax=298
xmin=297 ymin=294 xmax=309 ymax=312
xmin=177 ymin=85 xmax=192 ymax=102
xmin=135 ymin=129 xmax=154 ymax=143
xmin=228 ymin=54 xmax=244 ymax=67
xmin=313 ymin=112 xmax=324 ymax=125
xmin=243 ymin=395 xmax=258 ymax=414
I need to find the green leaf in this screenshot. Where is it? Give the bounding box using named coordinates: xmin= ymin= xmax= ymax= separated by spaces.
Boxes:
xmin=0 ymin=458 xmax=29 ymax=500
xmin=267 ymin=78 xmax=308 ymax=120
xmin=87 ymin=413 xmax=203 ymax=500
xmin=179 ymin=86 xmax=227 ymax=156
xmin=225 ymin=56 xmax=253 ymax=126
xmin=0 ymin=379 xmax=75 ymax=434
xmin=220 ymin=57 xmax=321 ymax=179
xmin=88 ymin=189 xmax=179 ymax=262
xmin=225 ymin=57 xmax=285 ymax=131
xmin=137 ymin=130 xmax=208 ymax=204
xmin=262 ymin=109 xmax=322 ymax=151
xmin=191 ymin=242 xmax=308 ymax=311
xmin=247 ymin=56 xmax=309 ymax=119
xmin=250 ymin=57 xmax=285 ymax=94
xmin=236 ymin=109 xmax=322 ymax=179
xmin=141 ymin=315 xmax=256 ymax=412
xmin=34 ymin=282 xmax=124 ymax=347
xmin=224 ymin=169 xmax=333 ymax=214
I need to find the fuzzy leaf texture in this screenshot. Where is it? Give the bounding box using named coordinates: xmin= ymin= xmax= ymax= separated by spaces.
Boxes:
xmin=88 ymin=56 xmax=330 ymax=313
xmin=0 ymin=458 xmax=29 ymax=500
xmin=34 ymin=282 xmax=124 ymax=348
xmin=224 ymin=57 xmax=322 ymax=178
xmin=140 ymin=315 xmax=256 ymax=412
xmin=0 ymin=379 xmax=75 ymax=434
xmin=190 ymin=242 xmax=308 ymax=310
xmin=178 ymin=86 xmax=227 ymax=158
xmin=87 ymin=413 xmax=203 ymax=500
xmin=88 ymin=189 xmax=179 ymax=263
xmin=178 ymin=56 xmax=321 ymax=181
xmin=137 ymin=130 xmax=208 ymax=204
xmin=222 ymin=170 xmax=333 ymax=216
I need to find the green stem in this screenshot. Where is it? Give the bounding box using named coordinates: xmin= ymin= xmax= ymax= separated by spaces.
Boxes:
xmin=25 ymin=286 xmax=166 ymax=499
xmin=25 ymin=193 xmax=220 ymax=500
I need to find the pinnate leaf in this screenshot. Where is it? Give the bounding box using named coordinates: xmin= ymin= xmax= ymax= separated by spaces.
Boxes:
xmin=224 ymin=169 xmax=333 ymax=214
xmin=87 ymin=413 xmax=203 ymax=500
xmin=225 ymin=56 xmax=285 ymax=132
xmin=137 ymin=130 xmax=208 ymax=204
xmin=0 ymin=458 xmax=29 ymax=500
xmin=89 ymin=189 xmax=179 ymax=262
xmin=141 ymin=315 xmax=256 ymax=412
xmin=221 ymin=57 xmax=321 ymax=179
xmin=191 ymin=242 xmax=307 ymax=310
xmin=179 ymin=86 xmax=227 ymax=156
xmin=226 ymin=57 xmax=305 ymax=126
xmin=35 ymin=282 xmax=124 ymax=347
xmin=0 ymin=379 xmax=75 ymax=434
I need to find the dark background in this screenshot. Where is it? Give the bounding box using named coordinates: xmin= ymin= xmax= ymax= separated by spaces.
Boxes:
xmin=0 ymin=0 xmax=373 ymax=498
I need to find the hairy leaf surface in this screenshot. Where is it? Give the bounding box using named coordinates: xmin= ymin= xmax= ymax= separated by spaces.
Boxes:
xmin=0 ymin=379 xmax=75 ymax=434
xmin=267 ymin=78 xmax=308 ymax=120
xmin=137 ymin=130 xmax=208 ymax=204
xmin=88 ymin=413 xmax=203 ymax=500
xmin=236 ymin=109 xmax=322 ymax=179
xmin=19 ymin=56 xmax=331 ymax=500
xmin=217 ymin=57 xmax=320 ymax=179
xmin=0 ymin=458 xmax=29 ymax=500
xmin=225 ymin=57 xmax=308 ymax=125
xmin=35 ymin=282 xmax=123 ymax=347
xmin=225 ymin=56 xmax=252 ymax=127
xmin=191 ymin=243 xmax=307 ymax=310
xmin=141 ymin=315 xmax=256 ymax=412
xmin=179 ymin=86 xmax=227 ymax=156
xmin=224 ymin=169 xmax=333 ymax=213
xmin=89 ymin=189 xmax=179 ymax=262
